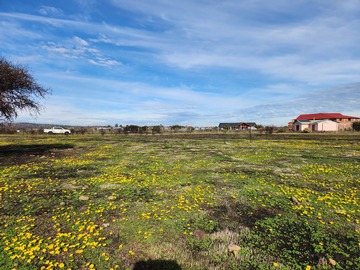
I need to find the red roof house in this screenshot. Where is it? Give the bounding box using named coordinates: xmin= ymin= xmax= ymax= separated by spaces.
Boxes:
xmin=293 ymin=113 xmax=360 ymax=131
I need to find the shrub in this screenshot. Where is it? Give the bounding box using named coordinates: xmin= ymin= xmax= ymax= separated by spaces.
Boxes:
xmin=265 ymin=126 xmax=274 ymax=134
xmin=352 ymin=121 xmax=360 ymax=131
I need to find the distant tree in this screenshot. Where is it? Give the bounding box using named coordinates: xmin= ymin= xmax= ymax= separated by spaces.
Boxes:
xmin=171 ymin=125 xmax=183 ymax=132
xmin=187 ymin=126 xmax=194 ymax=132
xmin=152 ymin=125 xmax=163 ymax=134
xmin=124 ymin=125 xmax=140 ymax=134
xmin=353 ymin=121 xmax=360 ymax=131
xmin=0 ymin=123 xmax=16 ymax=134
xmin=0 ymin=57 xmax=50 ymax=121
xmin=222 ymin=125 xmax=230 ymax=131
xmin=265 ymin=126 xmax=274 ymax=134
xmin=115 ymin=127 xmax=123 ymax=135
xmin=140 ymin=126 xmax=148 ymax=134
xmin=78 ymin=127 xmax=87 ymax=135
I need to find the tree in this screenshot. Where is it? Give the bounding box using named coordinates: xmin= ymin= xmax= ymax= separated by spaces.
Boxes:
xmin=0 ymin=57 xmax=50 ymax=121
xmin=265 ymin=126 xmax=274 ymax=134
xmin=124 ymin=125 xmax=140 ymax=134
xmin=152 ymin=125 xmax=163 ymax=134
xmin=171 ymin=124 xmax=183 ymax=132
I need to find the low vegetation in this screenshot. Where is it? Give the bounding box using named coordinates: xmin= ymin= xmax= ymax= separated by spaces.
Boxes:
xmin=0 ymin=133 xmax=359 ymax=269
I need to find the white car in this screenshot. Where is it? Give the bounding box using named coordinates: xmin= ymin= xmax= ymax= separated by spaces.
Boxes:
xmin=44 ymin=127 xmax=71 ymax=135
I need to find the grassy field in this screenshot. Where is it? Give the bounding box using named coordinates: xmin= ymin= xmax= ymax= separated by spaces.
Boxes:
xmin=0 ymin=133 xmax=359 ymax=270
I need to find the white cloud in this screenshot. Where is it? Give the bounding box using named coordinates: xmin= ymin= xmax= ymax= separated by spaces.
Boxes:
xmin=0 ymin=12 xmax=95 ymax=28
xmin=38 ymin=6 xmax=63 ymax=16
xmin=39 ymin=38 xmax=120 ymax=67
xmin=73 ymin=36 xmax=89 ymax=46
xmin=88 ymin=58 xmax=119 ymax=66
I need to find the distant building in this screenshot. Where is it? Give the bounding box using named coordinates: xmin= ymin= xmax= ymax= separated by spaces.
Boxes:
xmin=219 ymin=122 xmax=257 ymax=130
xmin=293 ymin=113 xmax=360 ymax=131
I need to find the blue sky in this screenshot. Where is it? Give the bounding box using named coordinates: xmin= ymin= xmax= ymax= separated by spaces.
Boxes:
xmin=1 ymin=0 xmax=360 ymax=126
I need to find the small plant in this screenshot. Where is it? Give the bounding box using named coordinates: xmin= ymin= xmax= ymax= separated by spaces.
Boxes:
xmin=187 ymin=236 xmax=212 ymax=251
xmin=189 ymin=216 xmax=218 ymax=233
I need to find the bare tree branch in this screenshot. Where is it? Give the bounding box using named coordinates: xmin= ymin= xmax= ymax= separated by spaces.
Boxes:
xmin=0 ymin=57 xmax=50 ymax=121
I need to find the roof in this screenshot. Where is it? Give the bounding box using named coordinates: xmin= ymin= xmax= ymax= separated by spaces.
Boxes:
xmin=310 ymin=119 xmax=338 ymax=124
xmin=219 ymin=122 xmax=256 ymax=127
xmin=295 ymin=113 xmax=359 ymax=121
xmin=294 ymin=120 xmax=311 ymax=123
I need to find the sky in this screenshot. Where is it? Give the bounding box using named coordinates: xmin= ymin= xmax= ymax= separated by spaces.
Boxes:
xmin=1 ymin=0 xmax=360 ymax=127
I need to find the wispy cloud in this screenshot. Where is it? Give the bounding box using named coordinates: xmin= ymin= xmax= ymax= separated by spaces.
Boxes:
xmin=73 ymin=36 xmax=89 ymax=46
xmin=39 ymin=37 xmax=120 ymax=66
xmin=38 ymin=6 xmax=63 ymax=16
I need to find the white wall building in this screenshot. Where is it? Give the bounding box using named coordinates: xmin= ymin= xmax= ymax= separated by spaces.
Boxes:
xmin=310 ymin=120 xmax=338 ymax=132
xmin=294 ymin=120 xmax=338 ymax=132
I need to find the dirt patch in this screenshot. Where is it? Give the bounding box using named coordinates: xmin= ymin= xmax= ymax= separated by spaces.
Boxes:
xmin=33 ymin=213 xmax=58 ymax=239
xmin=211 ymin=201 xmax=280 ymax=230
xmin=0 ymin=143 xmax=75 ymax=166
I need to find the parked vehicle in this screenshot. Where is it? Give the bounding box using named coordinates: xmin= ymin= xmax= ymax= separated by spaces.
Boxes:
xmin=43 ymin=127 xmax=71 ymax=135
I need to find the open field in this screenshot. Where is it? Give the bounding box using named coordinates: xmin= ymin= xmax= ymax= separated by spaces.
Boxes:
xmin=1 ymin=133 xmax=359 ymax=270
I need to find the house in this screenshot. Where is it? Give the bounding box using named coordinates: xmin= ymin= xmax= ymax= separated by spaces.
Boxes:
xmin=293 ymin=113 xmax=360 ymax=131
xmin=219 ymin=122 xmax=257 ymax=130
xmin=293 ymin=119 xmax=338 ymax=132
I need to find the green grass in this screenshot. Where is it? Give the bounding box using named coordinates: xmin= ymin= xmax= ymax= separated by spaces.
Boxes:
xmin=0 ymin=133 xmax=359 ymax=269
